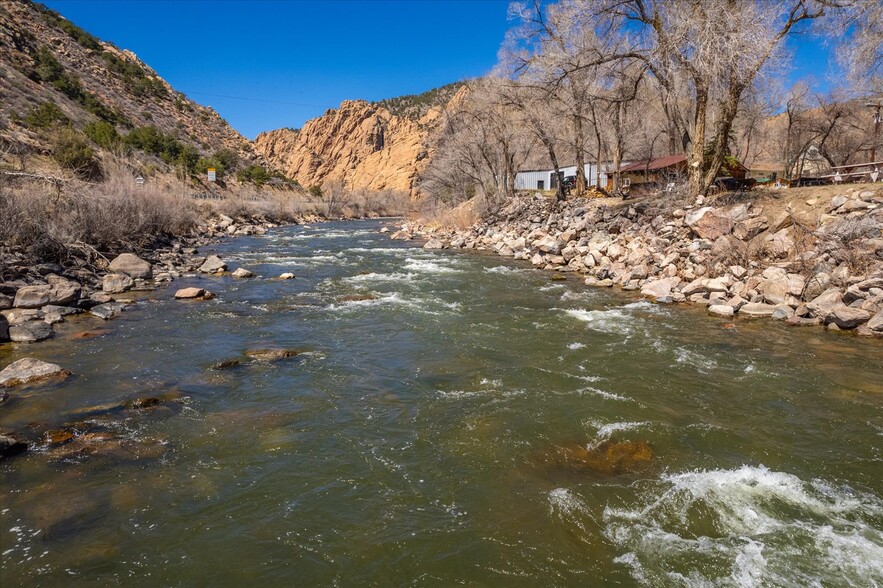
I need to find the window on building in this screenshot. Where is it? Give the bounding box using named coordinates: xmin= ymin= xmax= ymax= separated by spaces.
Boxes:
xmin=537 ymin=180 xmax=544 ymax=190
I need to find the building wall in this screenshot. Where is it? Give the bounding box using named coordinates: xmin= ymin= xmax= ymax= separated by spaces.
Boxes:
xmin=514 ymin=163 xmax=614 ymax=191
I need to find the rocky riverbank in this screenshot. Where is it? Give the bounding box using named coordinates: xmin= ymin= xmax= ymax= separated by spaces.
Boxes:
xmin=0 ymin=212 xmax=319 ymax=346
xmin=394 ymin=186 xmax=883 ymax=338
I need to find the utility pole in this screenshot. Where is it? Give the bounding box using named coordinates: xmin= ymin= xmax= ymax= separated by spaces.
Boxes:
xmin=867 ymin=102 xmax=882 ymax=162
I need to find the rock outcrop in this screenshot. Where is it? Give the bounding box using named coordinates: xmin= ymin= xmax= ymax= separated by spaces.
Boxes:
xmin=254 ymin=88 xmax=466 ymax=197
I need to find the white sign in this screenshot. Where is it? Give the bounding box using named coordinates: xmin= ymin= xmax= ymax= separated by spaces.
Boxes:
xmin=135 ymin=175 xmax=145 ymax=186
xmin=208 ymin=168 xmax=216 ymax=182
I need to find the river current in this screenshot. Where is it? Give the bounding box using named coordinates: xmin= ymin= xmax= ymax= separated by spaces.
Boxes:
xmin=1 ymin=219 xmax=881 ymax=586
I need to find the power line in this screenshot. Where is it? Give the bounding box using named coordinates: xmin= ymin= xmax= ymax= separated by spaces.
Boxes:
xmin=181 ymin=90 xmax=324 ymax=107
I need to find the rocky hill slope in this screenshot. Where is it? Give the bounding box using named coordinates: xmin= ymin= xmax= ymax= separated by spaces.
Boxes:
xmin=0 ymin=1 xmax=265 ymax=182
xmin=254 ymin=85 xmax=466 ymax=196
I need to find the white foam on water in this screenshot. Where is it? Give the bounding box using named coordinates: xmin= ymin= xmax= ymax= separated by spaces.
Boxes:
xmin=622 ymin=300 xmax=661 ymax=313
xmin=325 ymin=292 xmax=459 ymax=316
xmin=342 ymin=272 xmax=417 ymax=284
xmin=548 ymin=488 xmax=596 ymax=534
xmin=562 ymin=308 xmax=634 ymax=335
xmin=603 ymin=465 xmax=883 ymax=587
xmin=568 ymin=342 xmax=586 ymax=350
xmin=574 ymin=386 xmax=631 ymax=402
xmin=345 ymin=247 xmax=411 ymax=254
xmin=403 ymin=258 xmax=463 ymax=274
xmin=586 ymin=420 xmax=651 ymax=441
xmin=674 ymin=347 xmax=719 ymax=373
xmin=484 ymin=265 xmax=522 ymax=274
xmin=539 ymin=283 xmax=566 ymax=292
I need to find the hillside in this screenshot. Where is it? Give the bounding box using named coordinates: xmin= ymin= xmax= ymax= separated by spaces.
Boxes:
xmin=0 ymin=0 xmax=273 ymax=186
xmin=254 ymin=85 xmax=467 ymax=196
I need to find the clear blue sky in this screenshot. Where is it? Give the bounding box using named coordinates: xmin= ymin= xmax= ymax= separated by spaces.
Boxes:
xmin=42 ymin=0 xmax=512 ymax=138
xmin=42 ymin=1 xmax=835 ymax=139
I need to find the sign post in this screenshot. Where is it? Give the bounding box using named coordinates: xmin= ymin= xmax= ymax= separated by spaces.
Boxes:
xmin=135 ymin=174 xmax=145 ymax=187
xmin=207 ymin=168 xmax=217 ymax=183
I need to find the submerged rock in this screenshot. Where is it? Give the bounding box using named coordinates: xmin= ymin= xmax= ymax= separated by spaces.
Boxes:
xmin=90 ymin=302 xmax=127 ymax=320
xmin=338 ymin=294 xmax=377 ymax=302
xmin=551 ymin=440 xmax=654 ymax=475
xmin=0 ymin=434 xmax=28 ymax=460
xmin=0 ymin=358 xmax=71 ymax=387
xmin=210 ymin=358 xmax=243 ymax=370
xmin=244 ymin=348 xmax=300 ymax=361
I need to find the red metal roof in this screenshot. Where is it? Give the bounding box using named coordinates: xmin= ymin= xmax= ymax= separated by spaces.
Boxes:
xmin=620 ymin=154 xmax=687 ymax=173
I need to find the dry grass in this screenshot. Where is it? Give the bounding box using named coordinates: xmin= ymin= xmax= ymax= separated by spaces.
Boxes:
xmin=1 ymin=171 xmax=195 ymax=263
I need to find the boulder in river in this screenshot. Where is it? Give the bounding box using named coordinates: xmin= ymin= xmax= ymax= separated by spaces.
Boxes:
xmin=0 ymin=357 xmax=71 ymax=388
xmin=0 ymin=434 xmax=28 ymax=460
xmin=109 ymin=253 xmax=152 ymax=279
xmin=551 ymin=440 xmax=654 ymax=475
xmin=174 ymin=287 xmax=214 ymax=300
xmin=198 ymin=255 xmax=227 ymax=274
xmin=279 ymin=272 xmax=295 ymax=280
xmin=90 ymin=303 xmax=127 ymax=320
xmin=231 ymin=268 xmax=256 ymax=278
xmin=245 ymin=348 xmax=300 ymax=361
xmin=8 ymin=320 xmax=53 ymax=342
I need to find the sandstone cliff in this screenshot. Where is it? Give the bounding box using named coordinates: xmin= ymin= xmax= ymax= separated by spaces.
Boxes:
xmin=254 ymin=86 xmax=466 ymax=197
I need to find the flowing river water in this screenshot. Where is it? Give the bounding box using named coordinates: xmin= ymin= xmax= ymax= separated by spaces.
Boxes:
xmin=1 ymin=219 xmax=882 ymax=586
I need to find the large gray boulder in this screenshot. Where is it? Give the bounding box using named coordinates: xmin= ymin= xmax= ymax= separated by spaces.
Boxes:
xmin=198 ymin=255 xmax=227 ymax=274
xmin=807 ymin=288 xmax=843 ymax=318
xmin=90 ymin=303 xmax=126 ymax=320
xmin=733 ymin=217 xmax=769 ymax=241
xmin=825 ymin=305 xmax=871 ymax=329
xmin=13 ymin=285 xmax=51 ymax=309
xmin=0 ymin=357 xmax=70 ymax=387
xmin=109 ymin=253 xmax=152 ymax=279
xmin=685 ymin=207 xmax=734 ymax=241
xmin=640 ymin=278 xmax=678 ymax=300
xmin=102 ymin=273 xmax=134 ymax=293
xmin=738 ymin=303 xmax=777 ymax=318
xmin=865 ymin=310 xmax=883 ymax=332
xmin=8 ymin=321 xmax=53 ymax=342
xmin=46 ymin=275 xmax=80 ymax=305
xmin=231 ymin=268 xmax=255 ymax=279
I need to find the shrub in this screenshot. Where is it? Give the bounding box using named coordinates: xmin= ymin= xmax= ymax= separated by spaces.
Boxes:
xmin=124 ymin=125 xmax=184 ymax=163
xmin=52 ymin=128 xmax=98 ymax=178
xmin=0 ymin=169 xmax=196 ymax=263
xmin=308 ymin=185 xmax=323 ymax=198
xmin=236 ymin=164 xmax=271 ymax=187
xmin=84 ymin=120 xmax=120 ymax=150
xmin=25 ymin=101 xmax=68 ymax=128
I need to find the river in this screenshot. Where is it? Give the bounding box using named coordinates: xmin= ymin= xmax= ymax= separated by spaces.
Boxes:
xmin=1 ymin=219 xmax=881 ymax=586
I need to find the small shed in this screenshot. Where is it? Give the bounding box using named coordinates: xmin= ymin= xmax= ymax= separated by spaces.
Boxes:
xmin=620 ymin=154 xmax=688 ymax=187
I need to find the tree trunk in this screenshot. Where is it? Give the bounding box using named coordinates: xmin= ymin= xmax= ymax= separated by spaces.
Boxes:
xmin=573 ymin=115 xmax=587 ymax=196
xmin=687 ymin=88 xmax=709 ymax=196
xmin=538 ymin=129 xmax=566 ymax=202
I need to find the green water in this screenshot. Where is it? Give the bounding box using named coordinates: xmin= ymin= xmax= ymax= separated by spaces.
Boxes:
xmin=1 ymin=219 xmax=881 ymax=586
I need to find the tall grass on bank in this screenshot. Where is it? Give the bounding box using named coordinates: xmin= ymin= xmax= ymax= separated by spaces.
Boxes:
xmin=1 ymin=173 xmax=195 ymax=264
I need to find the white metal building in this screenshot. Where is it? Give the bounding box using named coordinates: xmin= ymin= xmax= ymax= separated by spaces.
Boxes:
xmin=514 ymin=163 xmax=616 ymax=191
